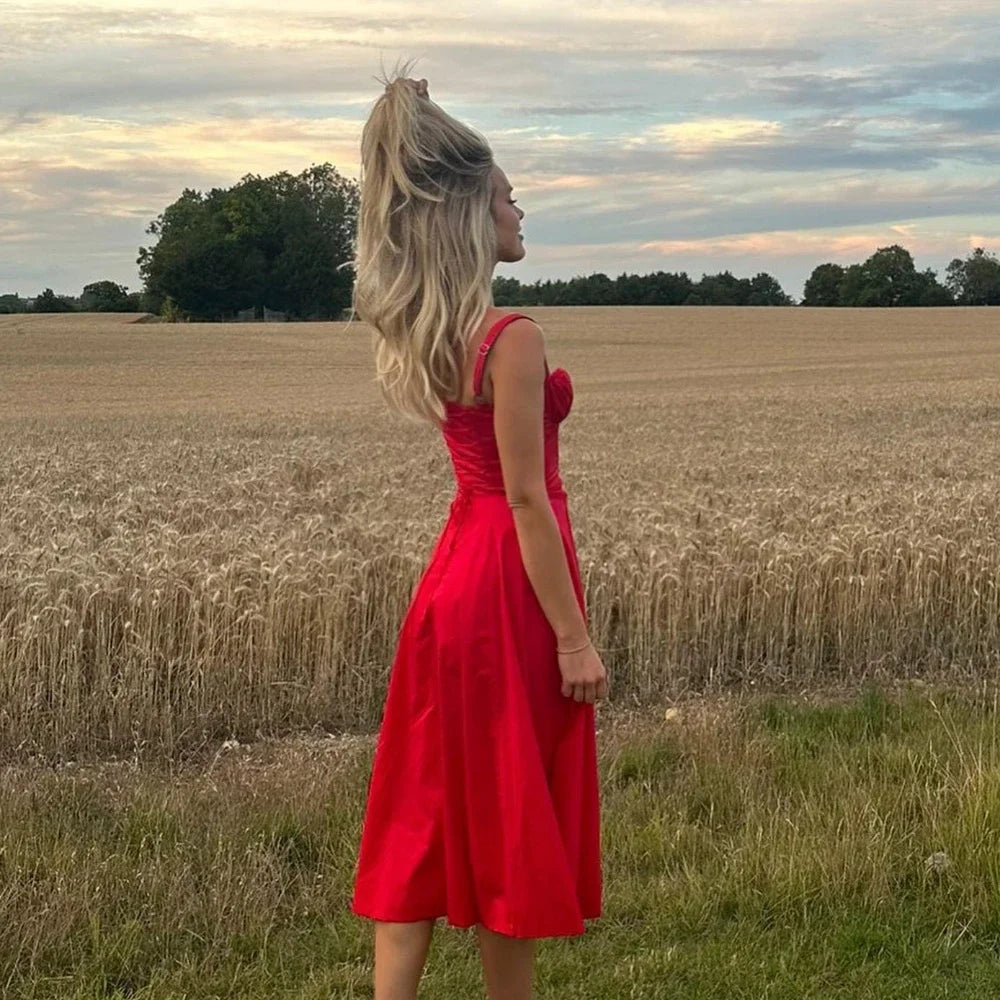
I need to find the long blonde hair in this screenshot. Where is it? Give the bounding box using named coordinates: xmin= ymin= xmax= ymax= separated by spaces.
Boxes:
xmin=350 ymin=58 xmax=497 ymax=429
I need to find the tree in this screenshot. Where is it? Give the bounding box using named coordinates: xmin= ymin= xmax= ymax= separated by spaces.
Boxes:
xmin=856 ymin=245 xmax=919 ymax=307
xmin=0 ymin=293 xmax=27 ymax=313
xmin=266 ymin=166 xmax=358 ymax=319
xmin=804 ymin=249 xmax=952 ymax=306
xmin=586 ymin=272 xmax=615 ymax=305
xmin=802 ymin=263 xmax=845 ymax=306
xmin=945 ymin=247 xmax=1000 ymax=305
xmin=748 ymin=272 xmax=793 ymax=305
xmin=911 ymin=267 xmax=953 ymax=306
xmin=492 ymin=275 xmax=523 ymax=306
xmin=137 ymin=164 xmax=359 ymax=321
xmin=837 ymin=263 xmax=867 ymax=306
xmin=137 ymin=188 xmax=215 ymax=319
xmin=696 ymin=269 xmax=747 ymax=305
xmin=31 ymin=287 xmax=75 ymax=312
xmin=486 ymin=268 xmax=789 ymax=306
xmin=646 ymin=270 xmax=694 ymax=304
xmin=80 ymin=280 xmax=131 ymax=312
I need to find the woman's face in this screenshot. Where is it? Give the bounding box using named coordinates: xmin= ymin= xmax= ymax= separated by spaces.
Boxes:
xmin=490 ymin=166 xmax=526 ymax=265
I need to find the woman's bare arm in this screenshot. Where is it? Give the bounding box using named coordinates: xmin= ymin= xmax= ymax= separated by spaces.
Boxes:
xmin=489 ymin=318 xmax=589 ymax=646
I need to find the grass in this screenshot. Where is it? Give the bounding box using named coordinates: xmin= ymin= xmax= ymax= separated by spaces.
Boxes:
xmin=2 ymin=681 xmax=1000 ymax=997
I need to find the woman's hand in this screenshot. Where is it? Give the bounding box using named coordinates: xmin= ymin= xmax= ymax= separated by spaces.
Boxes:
xmin=557 ymin=641 xmax=609 ymax=703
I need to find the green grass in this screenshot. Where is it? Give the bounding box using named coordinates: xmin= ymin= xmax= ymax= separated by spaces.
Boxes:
xmin=4 ymin=680 xmax=1000 ymax=997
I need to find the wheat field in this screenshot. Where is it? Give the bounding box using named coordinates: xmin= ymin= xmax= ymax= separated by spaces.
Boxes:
xmin=2 ymin=306 xmax=999 ymax=760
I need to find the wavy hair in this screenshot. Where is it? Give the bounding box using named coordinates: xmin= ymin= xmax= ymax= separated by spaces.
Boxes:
xmin=349 ymin=58 xmax=497 ymax=429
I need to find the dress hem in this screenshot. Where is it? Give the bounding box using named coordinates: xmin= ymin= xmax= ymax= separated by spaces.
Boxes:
xmin=349 ymin=900 xmax=600 ymax=939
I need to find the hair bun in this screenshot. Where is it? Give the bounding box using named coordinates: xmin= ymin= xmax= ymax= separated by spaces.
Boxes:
xmin=386 ymin=77 xmax=429 ymax=99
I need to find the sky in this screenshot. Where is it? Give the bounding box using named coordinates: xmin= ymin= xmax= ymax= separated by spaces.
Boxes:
xmin=2 ymin=1 xmax=998 ymax=304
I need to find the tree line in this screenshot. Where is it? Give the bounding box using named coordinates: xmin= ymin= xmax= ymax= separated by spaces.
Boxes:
xmin=3 ymin=162 xmax=998 ymax=317
xmin=495 ymin=245 xmax=999 ymax=308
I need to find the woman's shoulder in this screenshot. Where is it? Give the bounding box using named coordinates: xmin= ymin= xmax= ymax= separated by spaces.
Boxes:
xmin=482 ymin=308 xmax=541 ymax=335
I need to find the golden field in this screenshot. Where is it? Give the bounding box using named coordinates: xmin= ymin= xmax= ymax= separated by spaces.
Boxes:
xmin=2 ymin=305 xmax=1000 ymax=759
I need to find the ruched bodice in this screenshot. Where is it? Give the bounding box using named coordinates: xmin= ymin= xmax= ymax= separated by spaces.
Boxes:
xmin=443 ymin=367 xmax=573 ymax=496
xmin=441 ymin=312 xmax=573 ymax=497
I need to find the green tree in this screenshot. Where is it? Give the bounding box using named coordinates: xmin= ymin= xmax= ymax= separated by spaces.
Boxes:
xmin=748 ymin=272 xmax=793 ymax=305
xmin=137 ymin=164 xmax=359 ymax=321
xmin=613 ymin=271 xmax=646 ymax=305
xmin=80 ymin=280 xmax=131 ymax=312
xmin=31 ymin=287 xmax=75 ymax=312
xmin=856 ymin=245 xmax=920 ymax=306
xmin=802 ymin=263 xmax=845 ymax=305
xmin=837 ymin=263 xmax=867 ymax=306
xmin=695 ymin=270 xmax=748 ymax=305
xmin=0 ymin=293 xmax=27 ymax=313
xmin=910 ymin=267 xmax=953 ymax=306
xmin=492 ymin=275 xmax=524 ymax=306
xmin=945 ymin=247 xmax=1000 ymax=305
xmin=584 ymin=272 xmax=616 ymax=305
xmin=267 ymin=166 xmax=358 ymax=319
xmin=137 ymin=189 xmax=215 ymax=319
xmin=646 ymin=270 xmax=694 ymax=304
xmin=139 ymin=187 xmax=267 ymax=320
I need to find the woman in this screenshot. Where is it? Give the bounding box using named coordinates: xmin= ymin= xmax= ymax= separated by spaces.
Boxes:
xmin=349 ymin=62 xmax=608 ymax=1000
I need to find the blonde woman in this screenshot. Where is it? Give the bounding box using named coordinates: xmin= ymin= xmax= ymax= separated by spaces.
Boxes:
xmin=349 ymin=61 xmax=608 ymax=1000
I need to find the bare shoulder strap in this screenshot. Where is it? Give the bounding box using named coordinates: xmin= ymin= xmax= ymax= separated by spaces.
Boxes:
xmin=472 ymin=313 xmax=544 ymax=398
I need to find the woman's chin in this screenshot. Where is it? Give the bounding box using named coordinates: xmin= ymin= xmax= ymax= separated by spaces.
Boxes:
xmin=496 ymin=240 xmax=526 ymax=264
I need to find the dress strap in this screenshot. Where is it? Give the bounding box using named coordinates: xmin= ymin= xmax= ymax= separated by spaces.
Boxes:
xmin=472 ymin=313 xmax=544 ymax=398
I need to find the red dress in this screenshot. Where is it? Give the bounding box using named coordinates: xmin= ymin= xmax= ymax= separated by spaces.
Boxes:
xmin=349 ymin=312 xmax=602 ymax=938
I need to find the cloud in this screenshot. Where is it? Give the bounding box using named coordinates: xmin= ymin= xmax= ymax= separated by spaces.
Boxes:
xmin=507 ymin=102 xmax=652 ymax=118
xmin=1 ymin=0 xmax=998 ymax=300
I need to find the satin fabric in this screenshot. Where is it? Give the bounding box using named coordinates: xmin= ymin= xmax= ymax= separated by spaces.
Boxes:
xmin=349 ymin=313 xmax=602 ymax=938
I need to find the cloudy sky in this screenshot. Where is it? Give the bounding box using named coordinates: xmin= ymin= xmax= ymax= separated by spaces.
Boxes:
xmin=2 ymin=0 xmax=998 ymax=303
